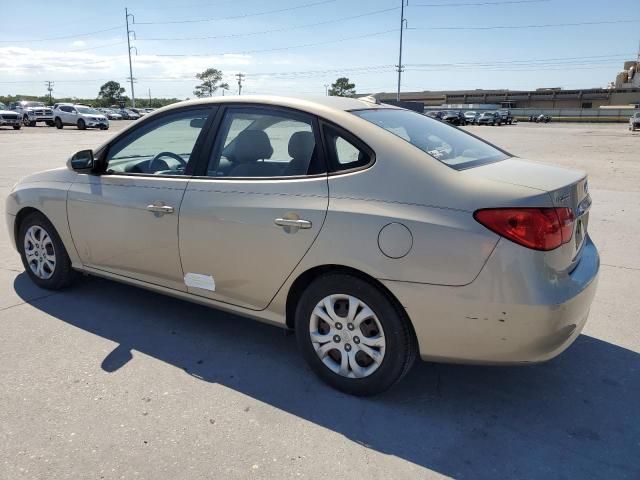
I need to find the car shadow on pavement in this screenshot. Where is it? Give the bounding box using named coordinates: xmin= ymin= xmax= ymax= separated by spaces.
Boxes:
xmin=14 ymin=273 xmax=640 ymax=480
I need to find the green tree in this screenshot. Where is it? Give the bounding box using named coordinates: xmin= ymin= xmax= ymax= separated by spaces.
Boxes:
xmin=193 ymin=68 xmax=229 ymax=97
xmin=97 ymin=81 xmax=126 ymax=106
xmin=328 ymin=77 xmax=356 ymax=97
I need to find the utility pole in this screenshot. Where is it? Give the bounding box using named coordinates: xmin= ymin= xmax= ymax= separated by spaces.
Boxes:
xmin=324 ymin=84 xmax=329 ymax=96
xmin=125 ymin=8 xmax=137 ymax=107
xmin=45 ymin=81 xmax=54 ymax=105
xmin=236 ymin=73 xmax=245 ymax=95
xmin=396 ymin=0 xmax=407 ymax=102
xmin=148 ymin=88 xmax=151 ymax=106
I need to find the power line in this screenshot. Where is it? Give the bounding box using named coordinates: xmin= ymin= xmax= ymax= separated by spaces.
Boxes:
xmin=137 ymin=7 xmax=400 ymax=41
xmin=154 ymin=29 xmax=396 ymax=57
xmin=412 ymin=0 xmax=550 ymax=6
xmin=409 ymin=18 xmax=640 ymax=30
xmin=0 ymin=26 xmax=122 ymax=43
xmin=134 ymin=0 xmax=338 ymax=25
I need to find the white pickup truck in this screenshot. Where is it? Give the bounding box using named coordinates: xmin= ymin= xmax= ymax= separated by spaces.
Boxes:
xmin=8 ymin=100 xmax=54 ymax=127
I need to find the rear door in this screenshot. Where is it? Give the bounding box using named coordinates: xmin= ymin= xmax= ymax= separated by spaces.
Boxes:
xmin=179 ymin=105 xmax=328 ymax=310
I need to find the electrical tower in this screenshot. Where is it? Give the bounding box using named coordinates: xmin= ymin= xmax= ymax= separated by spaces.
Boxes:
xmin=236 ymin=73 xmax=245 ymax=96
xmin=396 ymin=0 xmax=408 ymax=102
xmin=125 ymin=8 xmax=137 ymax=108
xmin=45 ymin=81 xmax=55 ymax=105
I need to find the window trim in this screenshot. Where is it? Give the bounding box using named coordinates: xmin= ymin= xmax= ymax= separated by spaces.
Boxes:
xmin=191 ymin=103 xmax=329 ymax=181
xmin=97 ymin=105 xmax=218 ymax=178
xmin=319 ymin=119 xmax=376 ymax=176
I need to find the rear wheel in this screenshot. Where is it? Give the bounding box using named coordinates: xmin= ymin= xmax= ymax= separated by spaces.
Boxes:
xmin=295 ymin=273 xmax=417 ymax=396
xmin=13 ymin=125 xmax=21 ymax=130
xmin=46 ymin=120 xmax=54 ymax=127
xmin=77 ymin=119 xmax=86 ymax=130
xmin=55 ymin=117 xmax=63 ymax=129
xmin=18 ymin=212 xmax=74 ymax=290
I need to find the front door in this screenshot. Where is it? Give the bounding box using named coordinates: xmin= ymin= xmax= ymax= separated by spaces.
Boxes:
xmin=179 ymin=105 xmax=328 ymax=310
xmin=67 ymin=107 xmax=215 ymax=291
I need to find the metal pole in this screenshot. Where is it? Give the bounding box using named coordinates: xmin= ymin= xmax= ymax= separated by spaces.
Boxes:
xmin=236 ymin=73 xmax=245 ymax=96
xmin=396 ymin=0 xmax=406 ymax=102
xmin=324 ymin=84 xmax=329 ymax=96
xmin=126 ymin=8 xmax=136 ymax=108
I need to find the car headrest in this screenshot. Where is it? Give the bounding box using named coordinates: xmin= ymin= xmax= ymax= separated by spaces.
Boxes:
xmin=288 ymin=131 xmax=315 ymax=160
xmin=233 ymin=130 xmax=273 ymax=163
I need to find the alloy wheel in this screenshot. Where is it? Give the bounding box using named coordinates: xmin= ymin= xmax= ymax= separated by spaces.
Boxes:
xmin=23 ymin=225 xmax=56 ymax=280
xmin=309 ymin=294 xmax=386 ymax=379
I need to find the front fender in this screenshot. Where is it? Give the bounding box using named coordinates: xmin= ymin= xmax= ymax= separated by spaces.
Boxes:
xmin=6 ymin=176 xmax=82 ymax=267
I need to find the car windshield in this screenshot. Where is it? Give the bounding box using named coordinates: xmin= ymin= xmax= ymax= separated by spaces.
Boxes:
xmin=77 ymin=107 xmax=100 ymax=114
xmin=24 ymin=102 xmax=45 ymax=108
xmin=352 ymin=108 xmax=509 ymax=169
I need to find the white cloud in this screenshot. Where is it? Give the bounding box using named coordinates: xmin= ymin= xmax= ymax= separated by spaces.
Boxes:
xmin=71 ymin=40 xmax=86 ymax=47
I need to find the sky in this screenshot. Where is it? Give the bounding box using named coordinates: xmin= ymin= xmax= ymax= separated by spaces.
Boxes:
xmin=1 ymin=0 xmax=638 ymax=100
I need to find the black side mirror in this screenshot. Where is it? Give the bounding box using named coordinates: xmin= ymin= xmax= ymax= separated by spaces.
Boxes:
xmin=69 ymin=149 xmax=95 ymax=172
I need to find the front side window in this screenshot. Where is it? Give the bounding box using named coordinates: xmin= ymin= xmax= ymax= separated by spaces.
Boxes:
xmin=207 ymin=108 xmax=322 ymax=178
xmin=105 ymin=109 xmax=211 ymax=176
xmin=352 ymin=108 xmax=509 ymax=170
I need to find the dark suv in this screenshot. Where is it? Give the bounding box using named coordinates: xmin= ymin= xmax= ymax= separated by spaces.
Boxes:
xmin=498 ymin=110 xmax=514 ymax=125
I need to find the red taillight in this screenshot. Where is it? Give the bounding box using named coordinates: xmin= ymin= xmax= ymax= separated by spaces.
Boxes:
xmin=474 ymin=207 xmax=574 ymax=251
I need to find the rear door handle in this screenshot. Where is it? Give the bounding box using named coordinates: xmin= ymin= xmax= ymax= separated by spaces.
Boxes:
xmin=274 ymin=218 xmax=312 ymax=229
xmin=147 ymin=204 xmax=174 ymax=214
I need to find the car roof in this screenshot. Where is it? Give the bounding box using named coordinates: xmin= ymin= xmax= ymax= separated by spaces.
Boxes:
xmin=160 ymin=95 xmax=399 ymax=116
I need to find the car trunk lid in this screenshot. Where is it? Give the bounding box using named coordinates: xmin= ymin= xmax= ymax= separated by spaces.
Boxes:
xmin=465 ymin=158 xmax=591 ymax=272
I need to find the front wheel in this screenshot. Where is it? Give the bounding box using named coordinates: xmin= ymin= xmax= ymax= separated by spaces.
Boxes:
xmin=18 ymin=212 xmax=74 ymax=290
xmin=295 ymin=273 xmax=417 ymax=396
xmin=13 ymin=125 xmax=21 ymax=130
xmin=46 ymin=121 xmax=54 ymax=127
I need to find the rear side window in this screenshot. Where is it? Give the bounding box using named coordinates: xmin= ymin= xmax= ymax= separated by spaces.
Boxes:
xmin=323 ymin=125 xmax=372 ymax=173
xmin=352 ymin=108 xmax=509 ymax=170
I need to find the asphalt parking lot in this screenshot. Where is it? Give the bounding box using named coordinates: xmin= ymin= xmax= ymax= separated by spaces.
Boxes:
xmin=1 ymin=121 xmax=639 ymax=479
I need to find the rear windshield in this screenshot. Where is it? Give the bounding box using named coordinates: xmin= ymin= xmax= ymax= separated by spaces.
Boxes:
xmin=352 ymin=108 xmax=509 ymax=169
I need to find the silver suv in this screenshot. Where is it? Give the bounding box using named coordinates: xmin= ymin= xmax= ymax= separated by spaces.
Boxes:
xmin=630 ymin=112 xmax=640 ymax=131
xmin=53 ymin=104 xmax=109 ymax=130
xmin=0 ymin=102 xmax=21 ymax=130
xmin=9 ymin=101 xmax=54 ymax=127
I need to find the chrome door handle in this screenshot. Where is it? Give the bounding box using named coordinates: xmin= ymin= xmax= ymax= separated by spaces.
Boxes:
xmin=147 ymin=204 xmax=174 ymax=214
xmin=274 ymin=218 xmax=312 ymax=229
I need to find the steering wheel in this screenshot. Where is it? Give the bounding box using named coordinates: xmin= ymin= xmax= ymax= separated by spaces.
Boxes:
xmin=147 ymin=151 xmax=187 ymax=173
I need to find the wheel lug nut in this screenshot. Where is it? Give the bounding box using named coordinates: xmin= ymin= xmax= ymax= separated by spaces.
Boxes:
xmin=335 ymin=322 xmax=343 ymax=330
xmin=347 ymin=323 xmax=354 ymax=331
xmin=345 ymin=344 xmax=352 ymax=352
xmin=353 ymin=336 xmax=360 ymax=344
xmin=333 ymin=335 xmax=341 ymax=343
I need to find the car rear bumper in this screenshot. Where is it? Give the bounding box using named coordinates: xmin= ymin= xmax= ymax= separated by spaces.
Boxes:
xmin=383 ymin=236 xmax=599 ymax=364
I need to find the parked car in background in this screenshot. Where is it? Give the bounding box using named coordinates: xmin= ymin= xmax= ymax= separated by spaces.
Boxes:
xmin=464 ymin=111 xmax=478 ymax=124
xmin=98 ymin=108 xmax=123 ymax=120
xmin=144 ymin=108 xmax=156 ymax=114
xmin=118 ymin=108 xmax=140 ymax=120
xmin=130 ymin=108 xmax=147 ymax=117
xmin=476 ymin=111 xmax=502 ymax=125
xmin=9 ymin=101 xmax=54 ymax=127
xmin=0 ymin=103 xmax=22 ymax=130
xmin=53 ymin=104 xmax=109 ymax=130
xmin=628 ymin=112 xmax=640 ymax=131
xmin=425 ymin=110 xmax=443 ymax=120
xmin=6 ymin=95 xmax=598 ymax=395
xmin=441 ymin=110 xmax=466 ymax=126
xmin=498 ymin=110 xmax=514 ymax=125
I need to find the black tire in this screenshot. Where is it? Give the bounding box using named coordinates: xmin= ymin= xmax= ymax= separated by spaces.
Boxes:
xmin=55 ymin=117 xmax=63 ymax=129
xmin=46 ymin=121 xmax=54 ymax=127
xmin=77 ymin=119 xmax=86 ymax=130
xmin=294 ymin=273 xmax=417 ymax=396
xmin=18 ymin=212 xmax=74 ymax=290
xmin=13 ymin=125 xmax=21 ymax=130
